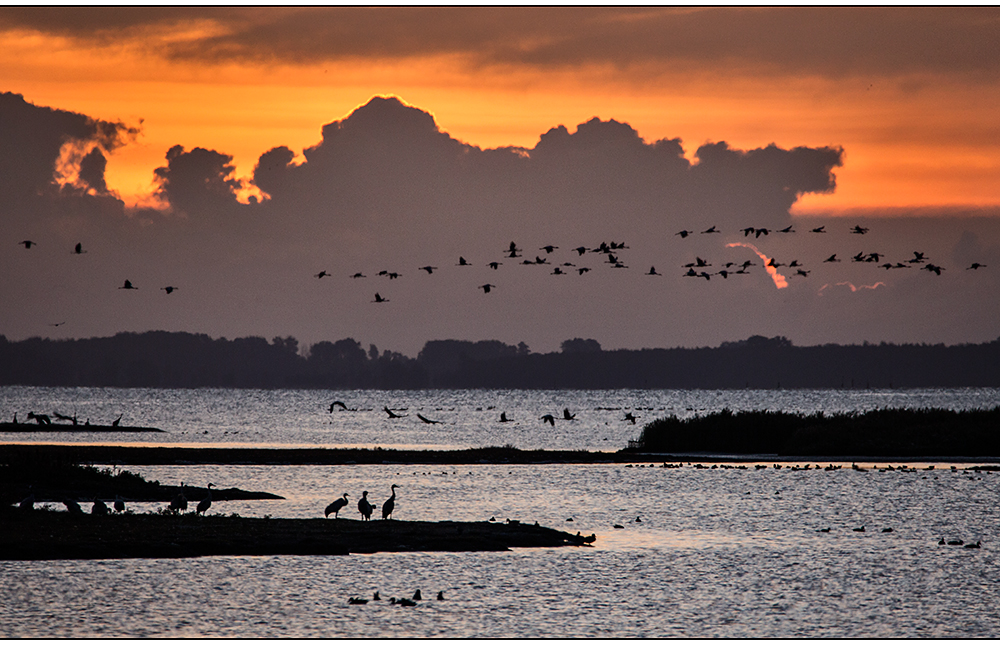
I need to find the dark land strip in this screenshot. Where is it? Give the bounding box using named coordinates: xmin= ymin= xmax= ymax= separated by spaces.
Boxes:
xmin=0 ymin=511 xmax=591 ymax=560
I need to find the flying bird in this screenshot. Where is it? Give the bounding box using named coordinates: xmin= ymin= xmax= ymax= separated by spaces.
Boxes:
xmin=499 ymin=411 xmax=511 ymax=422
xmin=563 ymin=408 xmax=576 ymax=420
xmin=73 ymin=242 xmax=86 ymax=254
xmin=456 ymin=257 xmax=471 ymax=266
xmin=383 ymin=406 xmax=406 ymax=418
xmin=577 ymin=267 xmax=591 ymax=275
xmin=778 ymin=225 xmax=795 ymax=233
xmin=329 ymin=401 xmax=348 ymax=412
xmin=823 ymin=254 xmax=840 ymax=263
xmin=675 ymin=230 xmax=692 ymax=239
xmin=851 ymin=225 xmax=870 ymax=235
xmin=417 ymin=413 xmax=442 ymax=424
xmin=742 ymin=227 xmax=756 ymax=237
xmin=325 ymin=493 xmax=349 ymax=518
xmin=381 ymin=484 xmax=398 ymax=520
xmin=540 ymin=245 xmax=559 ymax=253
xmin=119 ymin=280 xmax=137 ymax=289
xmin=315 ymin=271 xmax=330 ymax=279
xmin=350 ymin=273 xmax=366 ymax=279
xmin=967 ymin=263 xmax=987 ymax=270
xmin=922 ymin=263 xmax=944 ymax=275
xmin=488 ymin=262 xmax=502 ymax=270
xmin=161 ymin=286 xmax=177 ymax=294
xmin=573 ymin=246 xmax=588 ymax=255
xmin=479 ymin=284 xmax=495 ymax=293
xmin=908 ymin=251 xmax=927 ymax=264
xmin=19 ymin=240 xmax=36 ymax=249
xmin=810 ymin=226 xmax=826 ymax=233
xmin=418 ymin=266 xmax=437 ymax=274
xmin=754 ymin=228 xmax=770 ymax=238
xmin=623 ymin=412 xmax=639 ymax=424
xmin=372 ymin=293 xmax=388 ymax=303
xmin=646 ymin=267 xmax=661 ymax=276
xmin=540 ymin=414 xmax=555 ymax=426
xmin=701 ymin=226 xmax=720 ymax=234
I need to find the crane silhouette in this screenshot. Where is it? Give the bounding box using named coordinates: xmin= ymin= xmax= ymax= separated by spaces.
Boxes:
xmin=161 ymin=286 xmax=178 ymax=294
xmin=73 ymin=242 xmax=86 ymax=254
xmin=479 ymin=284 xmax=495 ymax=294
xmin=540 ymin=414 xmax=555 ymax=426
xmin=119 ymin=280 xmax=137 ymax=289
xmin=196 ymin=483 xmax=214 ymax=514
xmin=358 ymin=491 xmax=374 ymax=520
xmin=419 ymin=266 xmax=437 ymax=274
xmin=325 ymin=493 xmax=349 ymax=518
xmin=381 ymin=484 xmax=398 ymax=519
xmin=19 ymin=240 xmax=36 ymax=249
xmin=315 ymin=271 xmax=330 ymax=279
xmin=372 ymin=293 xmax=388 ymax=303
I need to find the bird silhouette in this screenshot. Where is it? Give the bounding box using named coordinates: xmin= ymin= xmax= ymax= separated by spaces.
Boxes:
xmin=742 ymin=227 xmax=756 ymax=237
xmin=456 ymin=256 xmax=471 ymax=266
xmin=112 ymin=414 xmax=122 ymax=427
xmin=778 ymin=225 xmax=794 ymax=233
xmin=358 ymin=491 xmax=374 ymax=520
xmin=646 ymin=266 xmax=660 ymax=276
xmin=73 ymin=242 xmax=86 ymax=254
xmin=506 ymin=241 xmax=521 ymax=257
xmin=573 ymin=246 xmax=588 ymax=255
xmin=488 ymin=262 xmax=502 ymax=270
xmin=169 ymin=485 xmax=188 ymax=512
xmin=437 ymin=591 xmax=445 ymax=601
xmin=114 ymin=494 xmax=125 ymax=513
xmin=383 ymin=406 xmax=406 ymax=418
xmin=325 ymin=493 xmax=349 ymax=518
xmin=382 ymin=484 xmax=398 ymax=520
xmin=350 ymin=272 xmax=366 ymax=279
xmin=499 ymin=411 xmax=511 ymax=422
xmin=967 ymin=263 xmax=987 ymax=270
xmin=754 ymin=228 xmax=770 ymax=238
xmin=540 ymin=414 xmax=555 ymax=426
xmin=92 ymin=497 xmax=110 ymax=516
xmin=563 ymin=408 xmax=576 ymax=420
xmin=701 ymin=226 xmax=720 ymax=234
xmin=540 ymin=245 xmax=558 ymax=253
xmin=810 ymin=226 xmax=826 ymax=233
xmin=161 ymin=286 xmax=177 ymax=294
xmin=19 ymin=240 xmax=37 ymax=249
xmin=329 ymin=401 xmax=348 ymax=412
xmin=372 ymin=293 xmax=388 ymax=303
xmin=419 ymin=266 xmax=437 ymax=274
xmin=479 ymin=284 xmax=495 ymax=293
xmin=413 ymin=589 xmax=422 ymax=600
xmin=675 ymin=230 xmax=692 ymax=238
xmin=623 ymin=412 xmax=639 ymax=424
xmin=577 ymin=267 xmax=591 ymax=275
xmin=922 ymin=263 xmax=944 ymax=275
xmin=417 ymin=413 xmax=442 ymax=424
xmin=119 ymin=280 xmax=137 ymax=289
xmin=908 ymin=251 xmax=926 ymax=264
xmin=851 ymin=225 xmax=869 ymax=234
xmin=823 ymin=254 xmax=840 ymax=263
xmin=315 ymin=271 xmax=330 ymax=279
xmin=63 ymin=498 xmax=84 ymax=515
xmin=196 ymin=484 xmax=214 ymax=515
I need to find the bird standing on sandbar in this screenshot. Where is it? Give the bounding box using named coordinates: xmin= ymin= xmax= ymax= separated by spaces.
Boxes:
xmin=358 ymin=491 xmax=374 ymax=520
xmin=325 ymin=493 xmax=349 ymax=518
xmin=196 ymin=484 xmax=214 ymax=514
xmin=382 ymin=484 xmax=398 ymax=520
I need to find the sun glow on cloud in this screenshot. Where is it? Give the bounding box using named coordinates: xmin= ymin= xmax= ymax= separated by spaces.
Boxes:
xmin=727 ymin=242 xmax=788 ymax=289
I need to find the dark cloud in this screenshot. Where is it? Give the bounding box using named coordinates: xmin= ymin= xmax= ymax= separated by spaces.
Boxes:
xmin=3 ymin=7 xmax=999 ymax=81
xmin=2 ymin=93 xmax=998 ymax=355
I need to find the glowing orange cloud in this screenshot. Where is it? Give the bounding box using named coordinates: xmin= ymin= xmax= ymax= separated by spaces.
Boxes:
xmin=726 ymin=242 xmax=787 ymax=289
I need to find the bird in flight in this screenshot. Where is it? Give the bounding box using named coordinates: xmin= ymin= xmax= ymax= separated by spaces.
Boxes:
xmin=778 ymin=225 xmax=795 ymax=233
xmin=19 ymin=240 xmax=36 ymax=249
xmin=540 ymin=414 xmax=555 ymax=426
xmin=701 ymin=226 xmax=720 ymax=234
xmin=810 ymin=226 xmax=826 ymax=233
xmin=754 ymin=228 xmax=770 ymax=238
xmin=540 ymin=245 xmax=559 ymax=253
xmin=851 ymin=225 xmax=870 ymax=235
xmin=479 ymin=284 xmax=496 ymax=294
xmin=742 ymin=227 xmax=756 ymax=237
xmin=350 ymin=272 xmax=366 ymax=279
xmin=417 ymin=413 xmax=442 ymax=424
xmin=675 ymin=230 xmax=693 ymax=239
xmin=419 ymin=266 xmax=438 ymax=274
xmin=647 ymin=267 xmax=661 ymax=276
xmin=573 ymin=246 xmax=588 ymax=256
xmin=823 ymin=254 xmax=841 ymax=263
xmin=967 ymin=263 xmax=987 ymax=270
xmin=372 ymin=293 xmax=388 ymax=303
xmin=577 ymin=267 xmax=591 ymax=275
xmin=49 ymin=321 xmax=66 ymax=327
xmin=161 ymin=286 xmax=178 ymax=294
xmin=73 ymin=242 xmax=86 ymax=254
xmin=506 ymin=242 xmax=521 ymax=257
xmin=315 ymin=271 xmax=330 ymax=279
xmin=908 ymin=252 xmax=926 ymax=264
xmin=488 ymin=261 xmax=502 ymax=270
xmin=119 ymin=279 xmax=137 ymax=289
xmin=922 ymin=263 xmax=944 ymax=275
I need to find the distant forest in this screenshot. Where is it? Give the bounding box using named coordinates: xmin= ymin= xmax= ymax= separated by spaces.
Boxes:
xmin=1 ymin=332 xmax=999 ymax=389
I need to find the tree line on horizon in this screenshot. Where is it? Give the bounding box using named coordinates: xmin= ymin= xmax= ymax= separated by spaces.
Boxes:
xmin=1 ymin=332 xmax=998 ymax=389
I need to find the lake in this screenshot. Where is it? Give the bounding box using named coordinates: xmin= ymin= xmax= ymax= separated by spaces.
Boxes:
xmin=2 ymin=386 xmax=999 ymax=637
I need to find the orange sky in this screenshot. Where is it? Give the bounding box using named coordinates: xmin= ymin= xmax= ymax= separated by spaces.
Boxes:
xmin=2 ymin=6 xmax=1000 ymax=214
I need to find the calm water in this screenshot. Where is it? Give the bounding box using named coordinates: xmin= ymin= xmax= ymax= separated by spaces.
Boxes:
xmin=2 ymin=387 xmax=999 ymax=637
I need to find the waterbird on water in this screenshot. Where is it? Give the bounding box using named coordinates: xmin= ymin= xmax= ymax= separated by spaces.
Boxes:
xmin=325 ymin=493 xmax=349 ymax=518
xmin=382 ymin=484 xmax=398 ymax=520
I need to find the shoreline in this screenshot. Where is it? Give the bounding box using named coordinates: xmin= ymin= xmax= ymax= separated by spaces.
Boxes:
xmin=2 ymin=443 xmax=998 ymax=466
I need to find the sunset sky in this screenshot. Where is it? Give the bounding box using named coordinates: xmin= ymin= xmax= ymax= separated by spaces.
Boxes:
xmin=2 ymin=7 xmax=999 ymax=354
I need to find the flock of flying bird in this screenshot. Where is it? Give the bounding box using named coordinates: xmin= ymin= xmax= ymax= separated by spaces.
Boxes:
xmin=303 ymin=223 xmax=987 ymax=303
xmin=13 ymin=222 xmax=989 ymax=325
